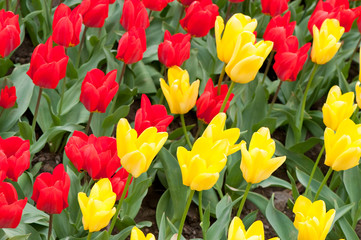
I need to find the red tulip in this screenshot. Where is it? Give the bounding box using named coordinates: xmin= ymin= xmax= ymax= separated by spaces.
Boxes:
xmin=158 ymin=30 xmax=191 ymax=68
xmin=180 ymin=0 xmax=219 ymax=38
xmin=52 ymin=4 xmax=82 ymax=48
xmin=0 ymin=151 xmax=8 ymax=182
xmin=263 ymin=12 xmax=295 ymax=52
xmin=80 ymin=69 xmax=118 ymax=113
xmin=196 ymin=79 xmax=234 ymax=124
xmin=26 ymin=37 xmax=69 ymax=89
xmin=79 ymin=0 xmax=109 ymax=28
xmin=110 ymin=168 xmax=132 ymax=200
xmin=31 ymin=164 xmax=70 ymax=214
xmin=0 ymin=136 xmax=30 ymax=182
xmin=116 ymin=27 xmax=146 ymax=64
xmin=64 ymin=131 xmax=121 ymax=180
xmin=143 ymin=0 xmax=173 ymax=11
xmin=273 ymin=36 xmax=311 ymax=82
xmin=0 ymin=10 xmax=20 ymax=58
xmin=0 ymin=85 xmax=16 ymax=109
xmin=109 ymin=0 xmax=116 ymax=3
xmin=134 ymin=94 xmax=174 ymax=135
xmin=261 ymin=0 xmax=289 ymax=17
xmin=0 ymin=182 xmax=27 ymax=228
xmin=120 ymin=0 xmax=149 ymax=30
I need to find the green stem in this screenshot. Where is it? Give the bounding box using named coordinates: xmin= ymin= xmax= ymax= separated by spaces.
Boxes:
xmin=85 ymin=112 xmax=94 ymax=135
xmin=219 ymin=81 xmax=235 ymax=113
xmin=5 ymin=0 xmax=9 ymax=11
xmin=198 ymin=191 xmax=203 ymax=222
xmin=76 ymin=26 xmax=89 ymax=67
xmin=180 ymin=114 xmax=192 ymax=148
xmin=267 ymin=80 xmax=283 ymax=117
xmin=14 ymin=0 xmax=20 ymax=13
xmin=304 ymin=144 xmax=325 ymax=196
xmin=109 ymin=63 xmax=126 ymax=114
xmin=176 ymin=5 xmax=185 ymax=33
xmin=314 ymin=168 xmax=333 ymax=201
xmin=48 ymin=214 xmax=53 ymax=240
xmin=58 ymin=75 xmax=66 ymax=116
xmin=0 ymin=108 xmax=5 ymax=118
xmin=225 ymin=2 xmax=233 ymax=21
xmin=149 ymin=10 xmax=153 ymax=22
xmin=236 ymin=182 xmax=252 ymax=218
xmin=32 ymin=88 xmax=43 ymax=132
xmin=214 ymin=183 xmax=224 ymax=199
xmin=108 ymin=174 xmax=132 ymax=234
xmin=177 ymin=189 xmax=195 ymax=240
xmin=261 ymin=50 xmax=275 ymax=85
xmin=217 ymin=63 xmax=226 ymax=95
xmin=86 ymin=232 xmax=92 ymax=240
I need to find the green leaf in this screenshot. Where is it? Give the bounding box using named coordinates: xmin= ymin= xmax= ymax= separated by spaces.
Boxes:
xmin=130 ymin=61 xmax=157 ymax=94
xmin=243 ymin=210 xmax=258 ymax=229
xmin=334 ymin=203 xmax=355 ymax=223
xmin=7 ymin=234 xmax=31 ymax=240
xmin=102 ymin=105 xmax=130 ymax=129
xmin=18 ymin=121 xmax=34 ymax=144
xmin=201 ymin=204 xmax=211 ymax=235
xmin=338 ymin=217 xmax=359 ymax=240
xmin=0 ymin=58 xmax=14 ymax=77
xmin=168 ymin=124 xmax=195 ymax=140
xmin=287 ymin=171 xmax=300 ymax=201
xmin=21 ymin=203 xmax=48 ymax=226
xmin=3 ymin=223 xmax=42 ymax=240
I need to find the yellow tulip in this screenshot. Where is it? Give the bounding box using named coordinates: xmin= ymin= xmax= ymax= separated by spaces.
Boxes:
xmin=240 ymin=127 xmax=286 ymax=184
xmin=130 ymin=226 xmax=156 ymax=240
xmin=324 ymin=118 xmax=361 ymax=171
xmin=160 ymin=66 xmax=200 ymax=114
xmin=225 ymin=31 xmax=273 ymax=84
xmin=116 ymin=118 xmax=168 ymax=178
xmin=228 ymin=217 xmax=280 ymax=240
xmin=215 ymin=14 xmax=257 ymax=64
xmin=78 ymin=178 xmax=116 ymax=232
xmin=177 ymin=136 xmax=229 ymax=191
xmin=356 ymin=82 xmax=361 ymax=109
xmin=202 ymin=112 xmax=241 ymax=155
xmin=293 ymin=195 xmax=335 ymax=240
xmin=311 ymin=19 xmax=344 ymax=65
xmin=322 ymin=85 xmax=356 ymax=131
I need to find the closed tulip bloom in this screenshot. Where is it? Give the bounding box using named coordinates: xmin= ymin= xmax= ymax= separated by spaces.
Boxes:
xmin=180 ymin=0 xmax=219 ymax=38
xmin=117 ymin=118 xmax=168 ymax=178
xmin=160 ymin=66 xmax=200 ymax=114
xmin=116 ymin=27 xmax=147 ymax=64
xmin=0 ymin=10 xmax=20 ymax=58
xmin=228 ymin=217 xmax=280 ymax=240
xmin=0 ymin=136 xmax=30 ymax=182
xmin=324 ymin=119 xmax=361 ymax=171
xmin=273 ymin=36 xmax=311 ymax=82
xmin=311 ymin=19 xmax=344 ymax=65
xmin=293 ymin=195 xmax=335 ymax=240
xmin=0 ymin=151 xmax=8 ymax=182
xmin=31 ymin=164 xmax=70 ymax=214
xmin=130 ymin=226 xmax=156 ymax=240
xmin=64 ymin=131 xmax=121 ymax=180
xmin=143 ymin=0 xmax=173 ymax=11
xmin=158 ymin=30 xmax=191 ymax=68
xmin=79 ymin=0 xmax=109 ymax=28
xmin=52 ymin=4 xmax=82 ymax=48
xmin=78 ymin=178 xmax=116 ymax=232
xmin=196 ymin=80 xmax=234 ymax=124
xmin=110 ymin=168 xmax=132 ymax=200
xmin=27 ymin=37 xmax=69 ymax=89
xmin=240 ymin=127 xmax=286 ymax=184
xmin=355 ymin=82 xmax=361 ymax=109
xmin=0 ymin=85 xmax=16 ymax=109
xmin=261 ymin=0 xmax=289 ymax=17
xmin=322 ymin=85 xmax=356 ymax=131
xmin=0 ymin=182 xmax=27 ymax=228
xmin=80 ymin=69 xmax=118 ymax=113
xmin=177 ymin=136 xmax=229 ymax=191
xmin=120 ymin=0 xmax=149 ymax=31
xmin=215 ymin=14 xmax=257 ymax=64
xmin=225 ymin=31 xmax=273 ymax=84
xmin=134 ymin=94 xmax=173 ymax=135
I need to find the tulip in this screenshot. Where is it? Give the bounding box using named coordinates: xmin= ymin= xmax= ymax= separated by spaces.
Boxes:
xmin=322 ymin=85 xmax=356 ymax=131
xmin=177 ymin=136 xmax=229 ymax=191
xmin=0 ymin=136 xmax=30 ymax=182
xmin=293 ymin=195 xmax=335 ymax=240
xmin=120 ymin=0 xmax=149 ymax=31
xmin=143 ymin=0 xmax=173 ymax=11
xmin=196 ymin=80 xmax=234 ymax=124
xmin=273 ymin=36 xmax=311 ymax=82
xmin=0 ymin=182 xmax=27 ymax=228
xmin=355 ymin=81 xmax=361 ymax=109
xmin=324 ymin=118 xmax=361 ymax=171
xmin=215 ymin=14 xmax=257 ymax=64
xmin=240 ymin=127 xmax=286 ymax=184
xmin=180 ymin=0 xmax=219 ymax=38
xmin=134 ymin=94 xmax=174 ymax=135
xmin=178 ymin=0 xmax=197 ymax=7
xmin=110 ymin=168 xmax=132 ymax=200
xmin=116 ymin=27 xmax=147 ymax=64
xmin=52 ymin=4 xmax=82 ymax=48
xmin=79 ymin=0 xmax=109 ymax=28
xmin=64 ymin=131 xmax=121 ymax=180
xmin=225 ymin=31 xmax=273 ymax=84
xmin=78 ymin=178 xmax=116 ymax=232
xmin=228 ymin=217 xmax=280 ymax=240
xmin=130 ymin=226 xmax=156 ymax=240
xmin=27 ymin=37 xmax=69 ymax=89
xmin=158 ymin=30 xmax=191 ymax=68
xmin=31 ymin=164 xmax=70 ymax=214
xmin=261 ymin=0 xmax=289 ymax=17
xmin=80 ymin=69 xmax=118 ymax=113
xmin=0 ymin=10 xmax=20 ymax=58
xmin=116 ymin=118 xmax=168 ymax=178
xmin=160 ymin=66 xmax=200 ymax=114
xmin=0 ymin=151 xmax=8 ymax=182
xmin=0 ymin=85 xmax=16 ymax=109
xmin=311 ymin=19 xmax=344 ymax=65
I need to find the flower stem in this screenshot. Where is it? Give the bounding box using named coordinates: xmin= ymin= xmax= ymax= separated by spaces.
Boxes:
xmin=236 ymin=182 xmax=252 ymax=218
xmin=32 ymin=87 xmax=43 ymax=132
xmin=176 ymin=5 xmax=185 ymax=33
xmin=177 ymin=189 xmax=195 ymax=240
xmin=58 ymin=76 xmax=67 ymax=116
xmin=180 ymin=114 xmax=192 ymax=148
xmin=219 ymin=81 xmax=235 ymax=113
xmin=48 ymin=214 xmax=53 ymax=240
xmin=87 ymin=232 xmax=92 ymax=240
xmin=85 ymin=112 xmax=94 ymax=135
xmin=108 ymin=174 xmax=132 ymax=234
xmin=267 ymin=80 xmax=283 ymax=116
xmin=5 ymin=0 xmax=9 ymax=11
xmin=217 ymin=63 xmax=226 ymax=95
xmin=110 ymin=63 xmax=126 ymax=114
xmin=198 ymin=191 xmax=203 ymax=222
xmin=304 ymin=144 xmax=325 ymax=197
xmin=149 ymin=10 xmax=153 ymax=22
xmin=314 ymin=168 xmax=333 ymax=201
xmin=14 ymin=0 xmax=20 ymax=13
xmin=225 ymin=2 xmax=233 ymax=21
xmin=76 ymin=26 xmax=89 ymax=67
xmin=261 ymin=50 xmax=275 ymax=85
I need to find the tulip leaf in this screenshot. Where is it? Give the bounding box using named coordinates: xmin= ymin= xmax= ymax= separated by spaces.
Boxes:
xmin=287 ymin=171 xmax=300 ymax=201
xmin=252 ymin=117 xmax=276 ymax=134
xmin=53 ymin=209 xmax=77 ymax=239
xmin=343 ymin=166 xmax=361 ymax=207
xmin=7 ymin=234 xmax=31 ymax=240
xmin=158 ymin=213 xmax=167 ymax=240
xmin=200 ymin=204 xmax=211 ymax=236
xmin=256 ymin=175 xmax=292 ymax=190
xmin=109 ymin=226 xmax=133 ymax=240
xmin=289 ymin=137 xmax=323 ymax=154
xmin=65 ymin=168 xmax=81 ymax=225
xmin=17 ymin=172 xmax=34 ymax=199
xmin=243 ymin=210 xmax=258 ymax=230
xmin=130 ymin=61 xmax=157 ymax=94
xmin=93 ymin=231 xmax=109 ymax=240
xmin=168 ymin=124 xmax=196 ymax=140
xmin=102 ymin=105 xmax=130 ymax=129
xmin=21 ymin=203 xmax=48 ymax=226
xmin=57 ymin=79 xmax=82 ymax=116
xmin=0 ymin=58 xmax=14 ymax=77
xmin=3 ymin=223 xmax=42 ymax=240
xmin=18 ymin=121 xmax=34 ymax=144
xmin=334 ymin=203 xmax=355 ymax=223
xmin=338 ymin=217 xmax=359 ymax=240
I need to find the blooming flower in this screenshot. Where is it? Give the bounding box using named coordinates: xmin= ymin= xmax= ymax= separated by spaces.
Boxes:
xmin=0 ymin=9 xmax=20 ymax=58
xmin=261 ymin=0 xmax=289 ymax=17
xmin=0 ymin=85 xmax=16 ymax=109
xmin=130 ymin=226 xmax=156 ymax=240
xmin=228 ymin=217 xmax=280 ymax=240
xmin=116 ymin=27 xmax=147 ymax=64
xmin=79 ymin=0 xmax=109 ymax=28
xmin=120 ymin=0 xmax=149 ymax=31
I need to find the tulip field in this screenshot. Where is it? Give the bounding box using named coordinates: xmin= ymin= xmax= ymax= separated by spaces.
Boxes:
xmin=2 ymin=0 xmax=361 ymax=239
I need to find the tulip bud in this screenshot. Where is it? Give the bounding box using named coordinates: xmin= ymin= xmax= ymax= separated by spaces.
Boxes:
xmin=79 ymin=0 xmax=109 ymax=28
xmin=120 ymin=0 xmax=149 ymax=31
xmin=116 ymin=27 xmax=147 ymax=64
xmin=143 ymin=0 xmax=173 ymax=11
xmin=228 ymin=217 xmax=280 ymax=240
xmin=0 ymin=9 xmax=20 ymax=58
xmin=261 ymin=0 xmax=289 ymax=17
xmin=0 ymin=85 xmax=16 ymax=109
xmin=130 ymin=226 xmax=156 ymax=240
